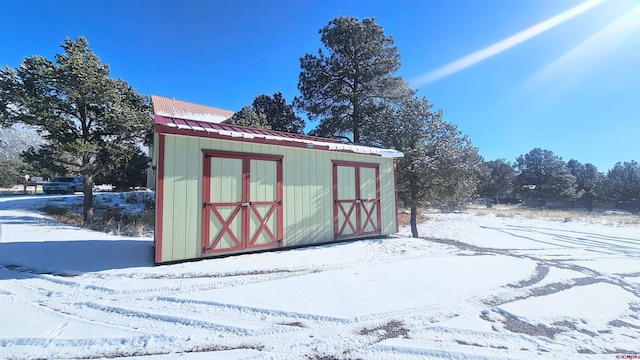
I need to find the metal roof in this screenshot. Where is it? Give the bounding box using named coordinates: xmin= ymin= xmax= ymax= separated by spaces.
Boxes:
xmin=154 ymin=115 xmax=404 ymax=158
xmin=151 ymin=95 xmax=234 ymax=123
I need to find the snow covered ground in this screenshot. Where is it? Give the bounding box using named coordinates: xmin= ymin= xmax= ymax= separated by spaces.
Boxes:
xmin=1 ymin=195 xmax=639 ymax=359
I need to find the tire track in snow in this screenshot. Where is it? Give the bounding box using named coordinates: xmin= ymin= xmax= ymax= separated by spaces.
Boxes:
xmin=0 ymin=279 xmax=274 ymax=359
xmin=414 ymin=232 xmax=640 ymax=355
xmin=1 ymin=265 xmax=323 ymax=299
xmin=423 ymin=235 xmax=640 ymax=299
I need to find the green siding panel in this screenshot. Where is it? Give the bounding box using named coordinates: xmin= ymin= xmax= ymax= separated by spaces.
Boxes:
xmin=161 ymin=136 xmax=175 ymax=262
xmin=381 ymin=163 xmax=395 ymax=234
xmin=212 ymin=157 xmax=242 ymax=203
xmin=320 ymin=150 xmax=333 ymax=241
xmin=158 ymin=134 xmax=399 ymax=262
xmin=184 ymin=137 xmax=201 ymax=259
xmin=171 ymin=136 xmax=188 ymax=261
xmin=360 ymin=167 xmax=376 ymax=199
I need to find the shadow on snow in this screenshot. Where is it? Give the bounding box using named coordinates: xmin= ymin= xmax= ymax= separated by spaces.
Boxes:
xmin=0 ymin=239 xmax=154 ymax=278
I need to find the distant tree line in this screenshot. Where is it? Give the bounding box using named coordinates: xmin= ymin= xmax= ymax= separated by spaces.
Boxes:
xmin=478 ymin=149 xmax=639 ymax=214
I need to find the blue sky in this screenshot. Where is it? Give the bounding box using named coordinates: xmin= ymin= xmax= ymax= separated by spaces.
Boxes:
xmin=2 ymin=0 xmax=638 ymax=172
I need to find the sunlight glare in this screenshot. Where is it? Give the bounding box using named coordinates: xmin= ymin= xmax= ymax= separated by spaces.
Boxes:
xmin=411 ymin=0 xmax=608 ymax=87
xmin=527 ymin=4 xmax=640 ymax=90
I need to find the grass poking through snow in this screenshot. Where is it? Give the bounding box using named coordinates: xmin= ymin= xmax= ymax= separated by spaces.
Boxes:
xmin=39 ymin=192 xmax=155 ymax=236
xmin=472 ymin=205 xmax=640 ymax=225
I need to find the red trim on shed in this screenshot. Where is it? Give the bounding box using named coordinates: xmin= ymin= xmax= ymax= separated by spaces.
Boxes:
xmin=394 ymin=159 xmax=400 ymax=233
xmin=154 ymin=134 xmax=165 ymax=263
xmin=201 ymin=150 xmax=212 ymax=255
xmin=241 ymin=155 xmax=250 ymax=250
xmin=332 ymin=162 xmax=339 ymax=238
xmin=375 ymin=166 xmax=382 ymax=234
xmin=276 ymin=159 xmax=284 ymax=243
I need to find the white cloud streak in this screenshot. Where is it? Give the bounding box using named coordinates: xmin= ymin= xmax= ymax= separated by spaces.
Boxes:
xmin=411 ymin=0 xmax=608 ymax=87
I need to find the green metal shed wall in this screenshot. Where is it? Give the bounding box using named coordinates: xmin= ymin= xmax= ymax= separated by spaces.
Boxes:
xmin=156 ymin=133 xmax=397 ymax=263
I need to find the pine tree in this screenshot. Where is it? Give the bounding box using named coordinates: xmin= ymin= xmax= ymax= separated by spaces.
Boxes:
xmin=251 ymin=93 xmax=305 ymax=133
xmin=227 ymin=106 xmax=271 ymax=129
xmin=296 ymin=16 xmax=411 ymax=144
xmin=419 ymin=113 xmax=482 ymax=212
xmin=514 ymin=148 xmax=577 ymax=207
xmin=0 ymin=160 xmax=21 ymax=188
xmin=603 ymin=160 xmax=640 ymax=213
xmin=385 ymin=96 xmax=481 ymax=237
xmin=478 ymin=159 xmax=515 ymax=207
xmin=0 ymin=37 xmax=151 ymax=224
xmin=0 ymin=66 xmax=20 ymax=127
xmin=567 ymin=159 xmax=604 ymax=212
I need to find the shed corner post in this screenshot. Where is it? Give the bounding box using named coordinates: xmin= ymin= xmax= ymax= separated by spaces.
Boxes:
xmin=393 ymin=158 xmax=400 ymax=233
xmin=155 ymin=133 xmax=166 ymax=264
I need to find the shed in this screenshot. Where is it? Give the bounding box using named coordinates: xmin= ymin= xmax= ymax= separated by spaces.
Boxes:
xmin=151 ymin=95 xmax=403 ymax=263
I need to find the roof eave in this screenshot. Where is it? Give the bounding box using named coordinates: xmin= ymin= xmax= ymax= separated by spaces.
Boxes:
xmin=154 ymin=115 xmax=404 ymax=158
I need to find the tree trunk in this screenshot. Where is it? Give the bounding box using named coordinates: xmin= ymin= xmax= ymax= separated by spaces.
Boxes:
xmin=352 ymin=96 xmax=360 ymax=143
xmin=410 ymin=206 xmax=419 ymax=238
xmin=352 ymin=114 xmax=360 ymax=143
xmin=82 ymin=175 xmax=94 ymax=225
xmin=585 ymin=194 xmax=594 ymax=212
xmin=485 ymin=198 xmax=492 ymax=208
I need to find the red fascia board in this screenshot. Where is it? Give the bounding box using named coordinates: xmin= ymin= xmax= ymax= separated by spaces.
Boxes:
xmin=331 ymin=160 xmax=380 ymax=168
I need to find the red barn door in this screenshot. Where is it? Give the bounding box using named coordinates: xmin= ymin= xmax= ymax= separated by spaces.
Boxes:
xmin=333 ymin=161 xmax=381 ymax=240
xmin=202 ymin=151 xmax=283 ymax=255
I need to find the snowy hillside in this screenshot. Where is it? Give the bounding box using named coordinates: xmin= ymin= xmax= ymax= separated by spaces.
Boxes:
xmin=0 ymin=124 xmax=44 ymax=162
xmin=0 ymin=194 xmax=639 ymax=359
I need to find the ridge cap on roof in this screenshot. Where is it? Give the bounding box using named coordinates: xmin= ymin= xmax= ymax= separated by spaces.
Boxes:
xmin=151 ymin=94 xmax=232 ymax=111
xmin=151 ymin=95 xmax=234 ymax=120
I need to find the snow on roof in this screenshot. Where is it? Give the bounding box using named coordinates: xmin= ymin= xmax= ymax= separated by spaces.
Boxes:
xmin=151 ymin=95 xmax=234 ymax=123
xmin=154 ymin=115 xmax=404 ymax=158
